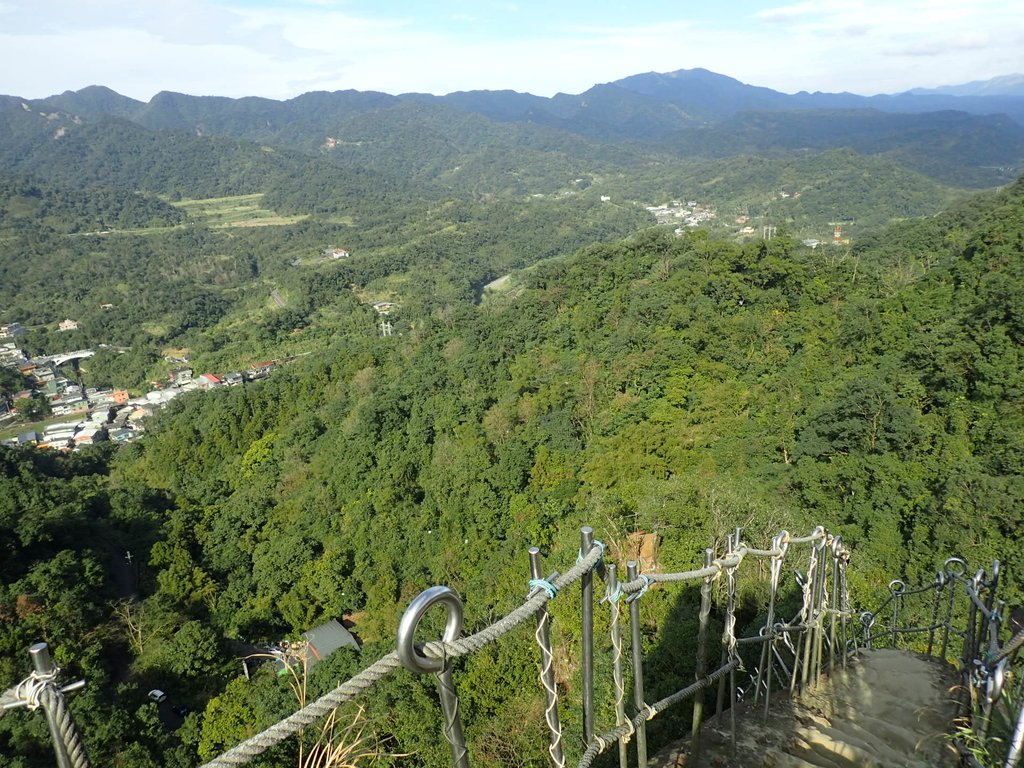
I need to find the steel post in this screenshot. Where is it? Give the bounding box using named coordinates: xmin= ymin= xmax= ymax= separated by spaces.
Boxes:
xmin=927 ymin=573 xmax=943 ymax=656
xmin=607 ymin=565 xmax=628 ymax=768
xmin=580 ymin=526 xmax=595 ymax=747
xmin=396 ymin=587 xmax=470 ymax=768
xmin=691 ymin=548 xmax=714 ymax=756
xmin=29 ymin=643 xmax=73 ymax=768
xmin=940 ymin=576 xmax=956 ymax=660
xmin=627 ymin=561 xmax=648 ymax=767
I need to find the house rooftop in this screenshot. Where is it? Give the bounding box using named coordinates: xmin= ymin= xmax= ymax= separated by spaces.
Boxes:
xmin=302 ymin=620 xmax=359 ymax=667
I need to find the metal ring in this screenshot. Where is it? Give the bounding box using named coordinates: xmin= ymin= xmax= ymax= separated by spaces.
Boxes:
xmin=831 ymin=535 xmax=843 ymax=556
xmin=860 ymin=611 xmax=876 ymax=629
xmin=397 ymin=586 xmax=464 ymax=675
xmin=888 ymin=579 xmax=906 ymax=595
xmin=944 ymin=557 xmax=967 ymax=578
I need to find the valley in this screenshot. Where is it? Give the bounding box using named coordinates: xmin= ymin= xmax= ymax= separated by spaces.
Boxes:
xmin=1 ymin=69 xmax=1023 ymax=768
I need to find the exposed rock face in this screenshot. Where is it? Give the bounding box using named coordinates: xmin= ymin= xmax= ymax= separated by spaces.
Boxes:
xmin=654 ymin=649 xmax=960 ymax=767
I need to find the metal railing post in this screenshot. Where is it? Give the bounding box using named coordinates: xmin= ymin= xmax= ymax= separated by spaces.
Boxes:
xmin=626 ymin=561 xmax=648 ymax=767
xmin=397 ymin=587 xmax=470 ymax=768
xmin=811 ymin=538 xmax=827 ymax=686
xmin=30 ymin=643 xmax=75 ymax=768
xmin=691 ymin=548 xmax=714 ymax=757
xmin=927 ymin=572 xmax=944 ymax=656
xmin=937 ymin=561 xmax=962 ymax=663
xmin=980 ymin=561 xmax=1001 ymax=657
xmin=607 ymin=565 xmax=628 ymax=768
xmin=725 ymin=532 xmax=738 ymax=755
xmin=828 ymin=540 xmax=839 ymax=672
xmin=580 ymin=527 xmax=596 ymax=747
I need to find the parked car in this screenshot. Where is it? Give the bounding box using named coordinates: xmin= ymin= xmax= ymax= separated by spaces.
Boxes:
xmin=147 ymin=689 xmax=167 ymax=703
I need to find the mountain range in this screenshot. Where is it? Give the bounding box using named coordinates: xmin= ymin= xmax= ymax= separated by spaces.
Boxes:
xmin=3 ymin=67 xmax=1022 ymax=194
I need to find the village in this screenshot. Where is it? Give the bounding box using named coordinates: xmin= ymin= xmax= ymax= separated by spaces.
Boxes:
xmin=645 ymin=199 xmax=718 ymax=232
xmin=0 ymin=321 xmax=279 ymax=451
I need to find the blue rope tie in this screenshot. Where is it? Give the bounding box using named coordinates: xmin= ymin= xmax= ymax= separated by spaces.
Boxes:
xmin=626 ymin=575 xmax=652 ymax=604
xmin=577 ymin=539 xmax=607 ymax=565
xmin=529 ymin=578 xmax=558 ymax=600
xmin=604 ymin=583 xmax=624 ymax=604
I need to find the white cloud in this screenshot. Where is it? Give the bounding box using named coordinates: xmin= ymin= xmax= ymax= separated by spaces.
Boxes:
xmin=0 ymin=0 xmax=1019 ymax=100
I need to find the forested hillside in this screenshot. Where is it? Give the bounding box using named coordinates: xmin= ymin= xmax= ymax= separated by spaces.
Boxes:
xmin=1 ymin=75 xmax=995 ymax=399
xmin=2 ymin=176 xmax=1021 ymax=766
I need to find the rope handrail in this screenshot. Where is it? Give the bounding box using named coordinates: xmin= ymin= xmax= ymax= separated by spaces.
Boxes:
xmin=17 ymin=522 xmax=1022 ymax=768
xmin=201 ymin=542 xmax=607 ymax=767
xmin=987 ymin=628 xmax=1024 ymax=666
xmin=200 ymin=525 xmax=850 ymax=768
xmin=616 ymin=527 xmax=845 ymax=596
xmin=2 ymin=523 xmax=851 ymax=768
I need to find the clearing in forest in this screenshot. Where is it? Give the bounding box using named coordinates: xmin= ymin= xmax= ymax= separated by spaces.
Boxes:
xmin=172 ymin=194 xmax=309 ymax=228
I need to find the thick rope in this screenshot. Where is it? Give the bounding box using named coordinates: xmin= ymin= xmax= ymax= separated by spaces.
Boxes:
xmin=420 ymin=543 xmax=604 ymax=660
xmin=614 ymin=527 xmax=843 ymax=597
xmin=200 ymin=652 xmax=403 ymax=767
xmin=987 ymin=628 xmax=1024 ymax=667
xmin=201 ymin=542 xmax=606 ymax=768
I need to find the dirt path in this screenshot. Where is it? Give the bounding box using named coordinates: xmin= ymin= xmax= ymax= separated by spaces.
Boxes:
xmin=653 ymin=649 xmax=960 ymax=767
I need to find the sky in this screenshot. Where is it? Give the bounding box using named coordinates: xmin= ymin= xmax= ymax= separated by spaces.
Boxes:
xmin=0 ymin=0 xmax=1021 ymax=102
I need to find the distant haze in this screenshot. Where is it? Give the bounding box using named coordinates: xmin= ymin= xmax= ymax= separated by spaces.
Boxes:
xmin=0 ymin=0 xmax=1021 ymax=101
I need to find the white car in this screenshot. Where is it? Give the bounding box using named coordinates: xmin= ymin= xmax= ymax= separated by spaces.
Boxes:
xmin=147 ymin=689 xmax=167 ymax=703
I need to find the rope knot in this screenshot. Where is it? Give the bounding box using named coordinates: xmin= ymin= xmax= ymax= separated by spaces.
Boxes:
xmin=15 ymin=675 xmax=49 ymax=711
xmin=603 ymin=583 xmax=624 ymax=604
xmin=528 ymin=578 xmax=558 ymax=600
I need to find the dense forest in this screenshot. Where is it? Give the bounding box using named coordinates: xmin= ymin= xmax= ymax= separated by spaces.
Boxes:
xmin=2 ymin=170 xmax=1021 ymax=766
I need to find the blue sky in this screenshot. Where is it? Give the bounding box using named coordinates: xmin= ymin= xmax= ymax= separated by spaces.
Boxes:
xmin=0 ymin=0 xmax=1021 ymax=101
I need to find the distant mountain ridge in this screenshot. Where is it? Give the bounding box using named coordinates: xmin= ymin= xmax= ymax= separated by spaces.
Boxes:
xmin=907 ymin=74 xmax=1024 ymax=98
xmin=13 ymin=67 xmax=1024 ymax=134
xmin=2 ymin=68 xmax=1023 ymax=192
